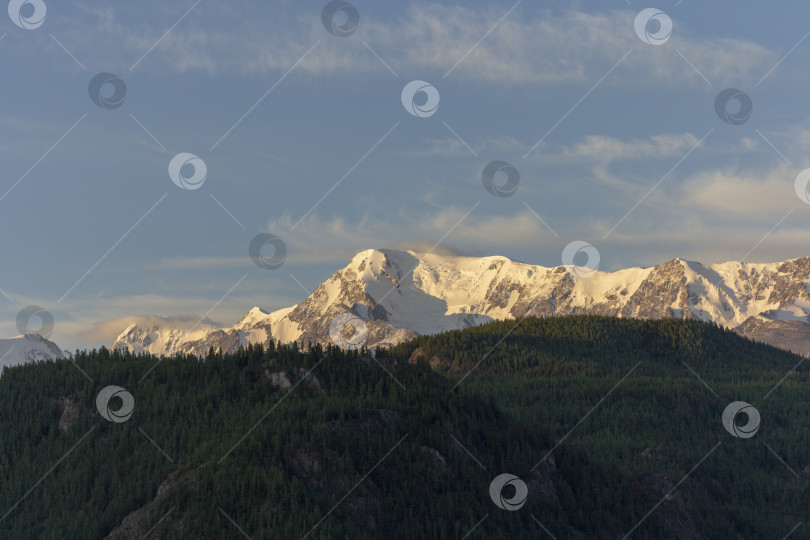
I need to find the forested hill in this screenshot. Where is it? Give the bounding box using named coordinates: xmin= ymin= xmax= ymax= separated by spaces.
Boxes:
xmin=391 ymin=314 xmax=803 ymax=376
xmin=0 ymin=316 xmax=808 ymax=539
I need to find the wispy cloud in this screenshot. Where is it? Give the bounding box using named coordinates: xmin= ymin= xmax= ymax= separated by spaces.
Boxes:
xmin=147 ymin=256 xmax=246 ymax=271
xmin=32 ymin=5 xmax=785 ymax=86
xmin=266 ymin=207 xmax=554 ymax=264
xmin=416 ymin=135 xmax=525 ymax=158
xmin=77 ymin=314 xmax=219 ymax=344
xmin=557 ymin=133 xmax=702 ymax=161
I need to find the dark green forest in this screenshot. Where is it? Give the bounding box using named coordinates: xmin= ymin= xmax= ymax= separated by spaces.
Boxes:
xmin=0 ymin=316 xmax=808 ymax=539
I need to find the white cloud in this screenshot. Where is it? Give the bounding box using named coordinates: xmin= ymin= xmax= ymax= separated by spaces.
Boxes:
xmin=594 ymin=213 xmax=810 ymax=267
xmin=358 ymin=7 xmax=778 ymax=86
xmin=0 ymin=284 xmax=304 ymax=351
xmin=560 ymin=133 xmax=702 ymax=161
xmin=662 ymin=127 xmax=810 ymax=215
xmin=267 ymin=206 xmax=555 ymax=263
xmin=680 ymin=164 xmax=803 ymax=214
xmin=76 ymin=314 xmax=218 ymax=344
xmin=419 ymin=132 xmax=705 ymax=163
xmin=38 ymin=4 xmax=784 ymax=87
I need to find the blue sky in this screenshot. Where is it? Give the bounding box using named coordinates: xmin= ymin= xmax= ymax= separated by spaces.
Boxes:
xmin=2 ymin=0 xmax=810 ymax=349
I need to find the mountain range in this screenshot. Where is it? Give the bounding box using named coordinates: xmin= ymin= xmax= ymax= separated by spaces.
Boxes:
xmin=110 ymin=249 xmax=810 ymax=357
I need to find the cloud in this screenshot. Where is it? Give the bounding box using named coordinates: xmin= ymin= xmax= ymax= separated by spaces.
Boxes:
xmin=594 ymin=213 xmax=810 ymax=267
xmin=357 ymin=7 xmax=778 ymax=86
xmin=267 ymin=206 xmax=555 ymax=264
xmin=389 ymin=240 xmax=472 ymax=257
xmin=562 ymin=133 xmax=701 ymax=161
xmin=663 ymin=127 xmax=810 ymax=215
xmin=77 ymin=314 xmax=219 ymax=344
xmin=416 ymin=135 xmax=525 ymax=158
xmin=515 ymin=129 xmax=805 ymax=212
xmin=0 ymin=285 xmax=304 ymax=351
xmin=36 ymin=4 xmax=784 ymax=87
xmin=148 ymin=256 xmax=245 ymax=271
xmin=417 ymin=132 xmax=708 ymax=167
xmin=680 ymin=164 xmax=803 ymax=214
xmin=585 ymin=149 xmax=810 ymax=266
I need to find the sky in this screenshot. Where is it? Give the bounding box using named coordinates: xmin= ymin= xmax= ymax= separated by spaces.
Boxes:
xmin=2 ymin=0 xmax=810 ymax=350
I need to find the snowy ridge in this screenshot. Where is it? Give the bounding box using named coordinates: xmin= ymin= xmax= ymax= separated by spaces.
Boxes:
xmin=0 ymin=334 xmax=69 ymax=376
xmin=111 ymin=249 xmax=810 ymax=357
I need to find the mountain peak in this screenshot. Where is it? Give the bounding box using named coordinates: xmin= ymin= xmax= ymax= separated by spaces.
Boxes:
xmin=0 ymin=334 xmax=68 ymax=375
xmin=234 ymin=307 xmax=274 ymax=330
xmin=242 ymin=306 xmax=270 ymax=318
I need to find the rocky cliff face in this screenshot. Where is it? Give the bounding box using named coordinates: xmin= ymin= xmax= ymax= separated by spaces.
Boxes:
xmin=112 ymin=249 xmax=810 ymax=357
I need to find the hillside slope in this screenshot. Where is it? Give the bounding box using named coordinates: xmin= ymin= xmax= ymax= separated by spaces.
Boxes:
xmin=2 ymin=317 xmax=808 ymax=538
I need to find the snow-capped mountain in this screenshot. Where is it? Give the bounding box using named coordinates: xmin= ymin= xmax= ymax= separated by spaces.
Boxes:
xmin=0 ymin=334 xmax=70 ymax=375
xmin=112 ymin=249 xmax=810 ymax=357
